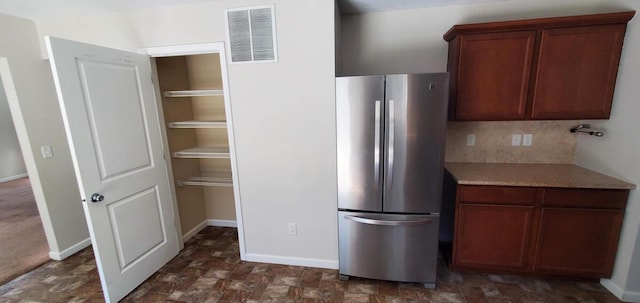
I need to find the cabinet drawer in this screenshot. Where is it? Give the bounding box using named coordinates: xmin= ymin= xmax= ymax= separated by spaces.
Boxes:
xmin=543 ymin=188 xmax=628 ymax=209
xmin=459 ymin=186 xmax=538 ymax=205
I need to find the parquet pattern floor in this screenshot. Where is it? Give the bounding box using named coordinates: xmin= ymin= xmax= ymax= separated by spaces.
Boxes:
xmin=0 ymin=227 xmax=623 ymax=302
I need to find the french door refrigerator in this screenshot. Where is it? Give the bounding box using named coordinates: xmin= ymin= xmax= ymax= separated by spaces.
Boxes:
xmin=336 ymin=73 xmax=448 ymax=288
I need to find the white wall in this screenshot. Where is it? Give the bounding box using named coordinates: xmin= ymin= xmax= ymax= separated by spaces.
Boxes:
xmin=574 ymin=1 xmax=640 ymax=301
xmin=36 ymin=0 xmax=338 ymax=267
xmin=0 ymin=13 xmax=89 ymax=259
xmin=0 ymin=77 xmax=26 ymax=182
xmin=341 ymin=0 xmax=639 ymax=300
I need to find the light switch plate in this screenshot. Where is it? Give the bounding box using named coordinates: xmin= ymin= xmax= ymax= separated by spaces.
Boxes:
xmin=523 ymin=134 xmax=533 ymax=146
xmin=41 ymin=145 xmax=54 ymax=158
xmin=288 ymin=223 xmax=297 ymax=236
xmin=512 ymin=134 xmax=522 ymax=146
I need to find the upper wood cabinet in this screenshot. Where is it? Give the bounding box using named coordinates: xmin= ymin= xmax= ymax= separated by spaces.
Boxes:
xmin=531 ymin=25 xmax=627 ymax=119
xmin=454 ymin=31 xmax=535 ymax=120
xmin=444 ymin=12 xmax=635 ymax=121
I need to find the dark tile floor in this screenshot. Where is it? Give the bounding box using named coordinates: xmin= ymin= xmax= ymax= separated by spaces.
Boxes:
xmin=0 ymin=227 xmax=623 ymax=303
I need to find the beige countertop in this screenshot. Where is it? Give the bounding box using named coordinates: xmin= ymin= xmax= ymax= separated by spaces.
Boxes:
xmin=445 ymin=162 xmax=636 ymax=189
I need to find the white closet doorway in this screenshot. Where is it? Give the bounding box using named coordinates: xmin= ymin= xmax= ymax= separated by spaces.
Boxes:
xmin=142 ymin=43 xmax=245 ymax=257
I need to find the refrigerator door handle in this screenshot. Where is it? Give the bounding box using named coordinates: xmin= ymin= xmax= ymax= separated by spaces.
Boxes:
xmin=345 ymin=215 xmax=432 ymax=226
xmin=374 ymin=100 xmax=381 ymax=190
xmin=386 ymin=99 xmax=395 ymax=190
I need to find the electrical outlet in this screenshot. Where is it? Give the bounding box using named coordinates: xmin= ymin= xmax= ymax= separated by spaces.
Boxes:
xmin=523 ymin=134 xmax=533 ymax=146
xmin=512 ymin=134 xmax=522 ymax=146
xmin=41 ymin=145 xmax=54 ymax=158
xmin=288 ymin=223 xmax=297 ymax=236
xmin=466 ymin=134 xmax=475 ymax=146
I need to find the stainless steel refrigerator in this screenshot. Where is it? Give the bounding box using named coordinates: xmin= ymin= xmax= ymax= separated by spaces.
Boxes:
xmin=336 ymin=73 xmax=448 ymax=288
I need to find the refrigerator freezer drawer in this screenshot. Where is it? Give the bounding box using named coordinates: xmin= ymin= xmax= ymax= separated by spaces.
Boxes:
xmin=338 ymin=211 xmax=440 ymax=284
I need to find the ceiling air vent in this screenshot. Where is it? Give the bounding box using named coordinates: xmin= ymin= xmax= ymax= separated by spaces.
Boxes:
xmin=225 ymin=5 xmax=277 ymax=63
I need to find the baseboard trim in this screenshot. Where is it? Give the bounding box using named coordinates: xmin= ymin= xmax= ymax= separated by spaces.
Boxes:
xmin=207 ymin=219 xmax=237 ymax=227
xmin=49 ymin=238 xmax=91 ymax=260
xmin=245 ymin=253 xmax=338 ymax=269
xmin=601 ymin=278 xmax=640 ymax=302
xmin=182 ymin=220 xmax=208 ymax=242
xmin=0 ymin=173 xmax=28 ymax=183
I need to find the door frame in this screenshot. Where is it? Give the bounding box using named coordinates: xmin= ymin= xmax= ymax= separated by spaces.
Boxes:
xmin=139 ymin=42 xmax=246 ymax=259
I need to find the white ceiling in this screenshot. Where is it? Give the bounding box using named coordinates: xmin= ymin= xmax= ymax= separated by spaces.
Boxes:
xmin=337 ymin=0 xmax=505 ymax=14
xmin=0 ymin=0 xmax=219 ymax=20
xmin=0 ymin=0 xmax=504 ymax=21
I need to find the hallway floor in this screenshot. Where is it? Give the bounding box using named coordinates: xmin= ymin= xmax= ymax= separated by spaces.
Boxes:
xmin=0 ymin=177 xmax=49 ymax=284
xmin=0 ymin=227 xmax=623 ymax=302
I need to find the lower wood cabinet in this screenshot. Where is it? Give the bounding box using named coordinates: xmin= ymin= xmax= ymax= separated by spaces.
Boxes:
xmin=533 ymin=208 xmax=624 ymax=277
xmin=443 ymin=181 xmax=629 ymax=278
xmin=455 ymin=204 xmax=533 ymax=271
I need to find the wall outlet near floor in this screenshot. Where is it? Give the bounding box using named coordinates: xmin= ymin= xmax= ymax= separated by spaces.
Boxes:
xmin=523 ymin=134 xmax=533 ymax=146
xmin=288 ymin=223 xmax=297 ymax=236
xmin=466 ymin=134 xmax=476 ymax=146
xmin=512 ymin=134 xmax=522 ymax=146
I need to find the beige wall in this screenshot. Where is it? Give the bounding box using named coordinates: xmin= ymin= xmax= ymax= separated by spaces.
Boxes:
xmin=340 ymin=0 xmax=639 ymax=300
xmin=187 ymin=53 xmax=236 ymax=222
xmin=0 ymin=13 xmax=89 ymax=259
xmin=203 ymin=187 xmax=236 ymax=221
xmin=36 ymin=0 xmax=338 ymax=267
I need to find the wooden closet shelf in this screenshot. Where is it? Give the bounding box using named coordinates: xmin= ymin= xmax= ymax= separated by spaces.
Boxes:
xmin=176 ymin=172 xmax=233 ymax=187
xmin=163 ymin=89 xmax=223 ymax=98
xmin=173 ymin=147 xmax=230 ymax=159
xmin=168 ymin=120 xmax=227 ymax=129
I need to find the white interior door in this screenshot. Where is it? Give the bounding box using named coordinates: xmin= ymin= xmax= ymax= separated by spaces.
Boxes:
xmin=45 ymin=36 xmax=179 ymax=303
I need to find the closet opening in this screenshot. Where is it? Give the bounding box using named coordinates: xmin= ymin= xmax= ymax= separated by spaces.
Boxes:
xmin=146 ymin=44 xmax=244 ymax=257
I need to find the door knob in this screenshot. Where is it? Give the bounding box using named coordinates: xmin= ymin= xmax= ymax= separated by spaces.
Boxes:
xmin=90 ymin=193 xmax=104 ymax=202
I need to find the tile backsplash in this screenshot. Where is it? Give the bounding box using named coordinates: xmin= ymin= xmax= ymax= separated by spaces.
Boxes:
xmin=445 ymin=120 xmax=579 ymax=164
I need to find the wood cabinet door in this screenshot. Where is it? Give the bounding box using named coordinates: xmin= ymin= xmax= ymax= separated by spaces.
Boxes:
xmin=533 ymin=208 xmax=624 ymax=277
xmin=454 ymin=31 xmax=535 ymax=120
xmin=531 ymin=25 xmax=626 ymax=119
xmin=454 ymin=204 xmax=534 ymax=271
